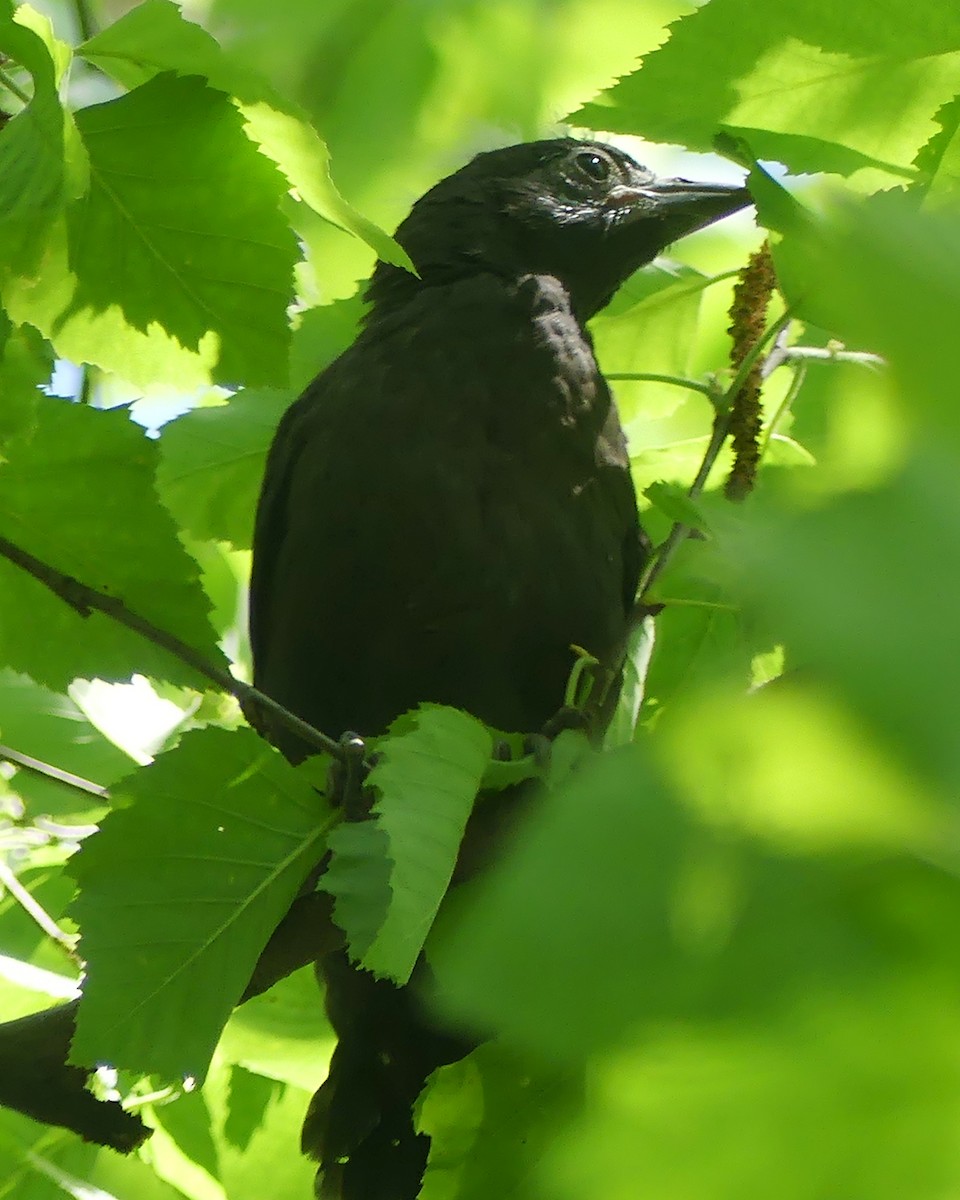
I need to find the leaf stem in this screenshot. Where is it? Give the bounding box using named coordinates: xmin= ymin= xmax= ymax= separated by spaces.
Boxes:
xmin=758 ymin=359 xmax=807 ymax=459
xmin=0 ymin=67 xmax=30 ymax=104
xmin=0 ymin=534 xmax=344 ymax=760
xmin=605 ymin=371 xmax=718 ymax=399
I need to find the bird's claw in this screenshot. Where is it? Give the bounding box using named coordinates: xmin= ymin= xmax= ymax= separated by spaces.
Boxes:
xmin=327 ymin=732 xmax=372 ymax=819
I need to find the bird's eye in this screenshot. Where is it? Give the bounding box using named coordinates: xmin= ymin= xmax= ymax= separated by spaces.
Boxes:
xmin=574 ymin=151 xmax=612 ymax=183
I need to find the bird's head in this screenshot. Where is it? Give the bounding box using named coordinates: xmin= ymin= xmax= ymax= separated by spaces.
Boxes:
xmin=368 ymin=138 xmax=752 ymax=319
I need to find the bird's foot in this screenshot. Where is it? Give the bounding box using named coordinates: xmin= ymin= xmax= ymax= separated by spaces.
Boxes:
xmin=326 ymin=732 xmax=372 ymax=820
xmin=540 ymin=705 xmax=589 ymax=741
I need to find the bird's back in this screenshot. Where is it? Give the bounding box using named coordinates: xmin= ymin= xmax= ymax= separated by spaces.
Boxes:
xmin=250 ymin=268 xmax=641 ymax=753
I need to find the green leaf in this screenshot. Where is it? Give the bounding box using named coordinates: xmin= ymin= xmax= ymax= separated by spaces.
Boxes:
xmin=77 ymin=0 xmax=412 ymax=272
xmin=603 ymin=615 xmax=655 ymax=749
xmin=720 ymin=456 xmax=960 ymax=791
xmin=0 ymin=17 xmax=68 ymax=275
xmin=643 ymin=480 xmax=709 ymax=530
xmin=63 ymin=73 xmax=298 ymax=387
xmin=431 ymin=744 xmax=694 ymax=1058
xmin=591 ymin=261 xmax=715 ymax=424
xmin=68 ymin=727 xmax=331 ymax=1083
xmin=157 ymin=390 xmax=292 ymax=550
xmin=322 ymin=706 xmax=491 ymax=985
xmin=0 ymin=395 xmax=227 ymax=691
xmin=363 ymin=707 xmax=491 ymax=983
xmin=156 ymin=298 xmax=368 ymax=544
xmin=573 ymin=0 xmax=960 ymax=185
xmin=433 ymin=726 xmax=960 ymax=1066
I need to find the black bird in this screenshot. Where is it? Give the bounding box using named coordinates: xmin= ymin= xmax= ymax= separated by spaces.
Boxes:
xmin=249 ymin=138 xmax=750 ymax=1198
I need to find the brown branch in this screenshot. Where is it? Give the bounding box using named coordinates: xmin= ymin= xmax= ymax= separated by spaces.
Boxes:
xmin=0 ymin=533 xmax=343 ymax=761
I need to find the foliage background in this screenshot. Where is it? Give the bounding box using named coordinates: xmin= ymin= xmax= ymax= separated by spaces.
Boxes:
xmin=1 ymin=0 xmax=959 ymax=1197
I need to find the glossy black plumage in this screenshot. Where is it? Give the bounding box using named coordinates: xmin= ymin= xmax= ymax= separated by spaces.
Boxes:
xmin=249 ymin=138 xmax=750 ymax=1198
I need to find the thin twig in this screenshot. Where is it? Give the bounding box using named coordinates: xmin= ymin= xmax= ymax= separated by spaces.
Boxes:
xmin=0 ymin=744 xmax=107 ymax=799
xmin=0 ymin=66 xmax=30 ymax=104
xmin=0 ymin=534 xmax=344 ymax=760
xmin=630 ymin=306 xmax=796 ymax=609
xmin=0 ymin=861 xmax=80 ymax=962
xmin=72 ymin=0 xmax=96 ymax=41
xmin=758 ymin=359 xmax=807 ymax=459
xmin=605 ymin=372 xmax=718 ymax=400
xmin=763 ymin=341 xmax=885 ymax=378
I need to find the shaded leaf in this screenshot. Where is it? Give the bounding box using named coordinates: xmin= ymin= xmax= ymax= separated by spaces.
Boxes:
xmin=0 ymin=395 xmax=227 ymax=691
xmin=0 ymin=17 xmax=67 ymax=275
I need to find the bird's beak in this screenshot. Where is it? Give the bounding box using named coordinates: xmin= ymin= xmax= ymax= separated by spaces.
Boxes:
xmin=612 ymin=177 xmax=752 ymax=238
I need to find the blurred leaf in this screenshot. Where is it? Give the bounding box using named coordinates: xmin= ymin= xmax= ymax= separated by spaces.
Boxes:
xmin=431 ymin=744 xmax=692 ymax=1058
xmin=592 ymin=262 xmax=713 ymax=424
xmin=659 ymin=681 xmax=944 ymax=854
xmin=420 ymin=1041 xmax=582 ymax=1200
xmin=543 ymin=976 xmax=960 ymax=1200
xmin=0 ymin=857 xmax=76 ymax=975
xmin=145 ymin=1086 xmax=225 ymax=1200
xmin=288 ymin=295 xmax=365 ymax=392
xmin=718 ymin=454 xmax=960 ymax=791
xmin=434 ymin=731 xmax=960 ymax=1065
xmin=68 ymin=727 xmax=331 ymax=1082
xmin=156 ymin=296 xmax=367 ymax=550
xmin=914 ymin=92 xmax=960 ymax=207
xmin=643 ymin=480 xmax=709 ymax=530
xmin=0 ymin=395 xmax=227 ymax=691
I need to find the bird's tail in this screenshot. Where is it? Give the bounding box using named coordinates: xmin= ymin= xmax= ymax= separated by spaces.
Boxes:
xmin=303 ymin=951 xmax=473 ymax=1200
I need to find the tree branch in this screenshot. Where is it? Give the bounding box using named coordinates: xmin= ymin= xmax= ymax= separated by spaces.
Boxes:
xmin=762 ymin=340 xmax=885 ymax=378
xmin=0 ymin=533 xmax=344 ymax=761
